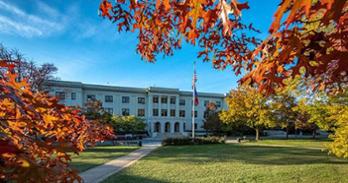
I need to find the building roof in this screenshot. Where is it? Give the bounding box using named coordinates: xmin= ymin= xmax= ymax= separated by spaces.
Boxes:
xmin=44 ymin=80 xmax=226 ymax=98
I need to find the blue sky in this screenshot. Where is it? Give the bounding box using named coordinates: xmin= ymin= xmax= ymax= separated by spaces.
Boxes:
xmin=0 ymin=0 xmax=278 ymax=93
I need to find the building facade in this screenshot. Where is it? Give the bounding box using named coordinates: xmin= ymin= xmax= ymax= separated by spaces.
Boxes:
xmin=44 ymin=80 xmax=227 ymax=138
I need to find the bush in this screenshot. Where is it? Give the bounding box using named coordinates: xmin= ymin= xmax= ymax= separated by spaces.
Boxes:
xmin=162 ymin=136 xmax=225 ymax=146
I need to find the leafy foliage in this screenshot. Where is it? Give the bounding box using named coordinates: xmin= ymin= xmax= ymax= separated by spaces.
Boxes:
xmin=326 ymin=90 xmax=348 ymax=158
xmin=83 ymin=99 xmax=113 ymax=124
xmin=245 ymin=0 xmax=348 ymax=93
xmin=203 ymin=102 xmax=223 ymax=134
xmin=100 ymin=0 xmax=347 ymax=94
xmin=0 ymin=61 xmax=114 ymax=182
xmin=99 ymin=0 xmax=259 ymax=72
xmin=220 ymin=86 xmax=275 ymax=140
xmin=110 ymin=115 xmax=146 ymax=134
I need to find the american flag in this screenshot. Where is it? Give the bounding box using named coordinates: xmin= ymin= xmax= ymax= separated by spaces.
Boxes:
xmin=192 ymin=63 xmax=199 ymax=106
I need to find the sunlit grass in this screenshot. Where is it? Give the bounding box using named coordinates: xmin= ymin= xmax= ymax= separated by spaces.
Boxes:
xmin=103 ymin=139 xmax=347 ymax=183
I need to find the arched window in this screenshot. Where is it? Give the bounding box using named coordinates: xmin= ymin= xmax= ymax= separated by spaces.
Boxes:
xmin=165 ymin=122 xmax=170 ymax=133
xmin=174 ymin=122 xmax=180 ymax=132
xmin=154 ymin=122 xmax=161 ymax=133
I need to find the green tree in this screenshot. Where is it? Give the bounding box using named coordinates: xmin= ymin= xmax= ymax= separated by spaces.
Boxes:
xmin=203 ymin=103 xmax=223 ymax=135
xmin=220 ymin=86 xmax=275 ymax=140
xmin=83 ymin=99 xmax=112 ymax=124
xmin=110 ymin=115 xmax=146 ymax=134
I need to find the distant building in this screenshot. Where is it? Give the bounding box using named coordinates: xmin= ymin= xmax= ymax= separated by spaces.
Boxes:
xmin=43 ymin=80 xmax=227 ymax=138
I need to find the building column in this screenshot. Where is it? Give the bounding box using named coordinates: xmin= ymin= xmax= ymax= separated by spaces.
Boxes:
xmin=160 ymin=121 xmax=164 ymax=133
xmin=170 ymin=122 xmax=175 ymax=133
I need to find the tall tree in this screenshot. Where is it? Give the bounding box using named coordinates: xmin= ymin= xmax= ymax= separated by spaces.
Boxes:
xmin=0 ymin=44 xmax=58 ymax=91
xmin=203 ymin=102 xmax=224 ymax=135
xmin=220 ymin=86 xmax=275 ymax=140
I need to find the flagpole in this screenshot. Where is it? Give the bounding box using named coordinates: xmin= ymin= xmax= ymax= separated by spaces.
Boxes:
xmin=192 ymin=61 xmax=196 ymax=140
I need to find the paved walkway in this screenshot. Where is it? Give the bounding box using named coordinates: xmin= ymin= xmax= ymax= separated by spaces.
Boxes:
xmin=79 ymin=141 xmax=161 ymax=183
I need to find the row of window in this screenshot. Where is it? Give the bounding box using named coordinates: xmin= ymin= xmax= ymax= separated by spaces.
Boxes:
xmin=88 ymin=95 xmax=146 ymax=104
xmin=55 ymin=92 xmax=221 ymax=108
xmin=103 ymin=108 xmax=202 ymax=118
xmin=152 ymin=96 xmax=178 ymax=104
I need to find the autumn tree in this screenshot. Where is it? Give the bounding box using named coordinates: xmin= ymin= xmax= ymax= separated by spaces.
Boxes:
xmin=324 ymin=90 xmax=348 ymax=158
xmin=0 ymin=44 xmax=58 ymax=91
xmin=220 ymin=86 xmax=274 ymax=140
xmin=100 ymin=0 xmax=347 ymax=94
xmin=0 ymin=60 xmax=114 ymax=182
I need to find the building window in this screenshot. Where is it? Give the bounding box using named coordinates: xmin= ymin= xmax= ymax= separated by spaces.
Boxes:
xmin=105 ymin=108 xmax=113 ymax=114
xmin=194 ymin=123 xmax=198 ymax=129
xmin=105 ymin=95 xmax=113 ymax=103
xmin=122 ymin=108 xmax=130 ymax=116
xmin=138 ymin=108 xmax=145 ymax=117
xmin=174 ymin=122 xmax=180 ymax=132
xmin=179 ymin=99 xmax=185 ymax=106
xmin=216 ymin=101 xmax=221 ymax=108
xmin=170 ymin=109 xmax=176 ymax=117
xmin=179 ymin=110 xmax=185 ymax=117
xmin=204 ymin=100 xmax=209 ymax=107
xmin=87 ymin=94 xmax=96 ymax=101
xmin=138 ymin=97 xmax=145 ymax=104
xmin=192 ymin=111 xmax=197 ymax=118
xmin=122 ymin=96 xmax=130 ymax=103
xmin=183 ymin=123 xmax=186 ymax=131
xmin=161 ymin=109 xmax=168 ymax=117
xmin=161 ymin=96 xmax=168 ymax=104
xmin=154 ymin=122 xmax=161 ymax=132
xmin=153 ymin=108 xmax=159 ymax=116
xmin=55 ymin=92 xmax=65 ymax=100
xmin=71 ymin=92 xmax=76 ymax=100
xmin=153 ymin=96 xmax=159 ymax=103
xmin=170 ymin=96 xmax=176 ymax=104
xmin=165 ymin=122 xmax=170 ymax=132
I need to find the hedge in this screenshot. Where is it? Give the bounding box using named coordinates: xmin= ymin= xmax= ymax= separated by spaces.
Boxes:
xmin=162 ymin=136 xmax=225 ymax=146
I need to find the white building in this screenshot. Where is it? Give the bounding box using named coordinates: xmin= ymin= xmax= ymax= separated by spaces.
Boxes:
xmin=44 ymin=80 xmax=227 ymax=138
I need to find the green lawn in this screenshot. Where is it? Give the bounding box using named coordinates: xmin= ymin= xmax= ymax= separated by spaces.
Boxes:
xmin=70 ymin=145 xmax=139 ymax=172
xmin=103 ymin=139 xmax=348 ymax=183
xmin=247 ymin=138 xmax=331 ymax=149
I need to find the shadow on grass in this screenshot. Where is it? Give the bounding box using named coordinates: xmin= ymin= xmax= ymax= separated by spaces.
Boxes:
xmin=70 ymin=146 xmax=138 ymax=172
xmin=82 ymin=146 xmax=138 ymax=153
xmin=103 ymin=174 xmax=170 ymax=183
xmin=146 ymin=144 xmax=348 ymax=166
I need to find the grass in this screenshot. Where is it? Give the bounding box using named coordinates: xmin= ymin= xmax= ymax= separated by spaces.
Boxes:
xmin=247 ymin=138 xmax=331 ymax=149
xmin=103 ymin=139 xmax=348 ymax=183
xmin=69 ymin=145 xmax=139 ymax=172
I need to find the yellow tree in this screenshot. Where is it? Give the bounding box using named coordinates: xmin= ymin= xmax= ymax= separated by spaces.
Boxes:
xmin=326 ymin=90 xmax=348 ymax=158
xmin=220 ymin=86 xmax=274 ymax=140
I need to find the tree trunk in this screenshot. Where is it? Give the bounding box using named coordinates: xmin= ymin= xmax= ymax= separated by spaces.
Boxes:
xmin=255 ymin=128 xmax=260 ymax=141
xmin=312 ymin=128 xmax=316 ymax=139
xmin=286 ymin=125 xmax=289 ymax=139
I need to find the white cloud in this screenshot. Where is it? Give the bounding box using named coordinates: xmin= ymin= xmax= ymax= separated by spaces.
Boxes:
xmin=35 ymin=0 xmax=60 ymax=18
xmin=0 ymin=0 xmax=66 ymax=37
